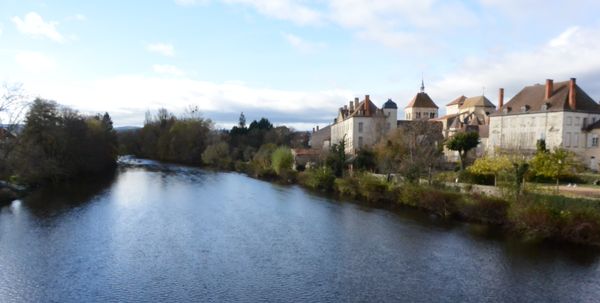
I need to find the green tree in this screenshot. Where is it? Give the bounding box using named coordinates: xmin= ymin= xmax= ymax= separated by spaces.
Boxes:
xmin=354 ymin=148 xmax=377 ymax=172
xmin=445 ymin=131 xmax=480 ymax=170
xmin=530 ymin=148 xmax=581 ymax=192
xmin=271 ymin=146 xmax=294 ymax=175
xmin=202 ymin=142 xmax=231 ymax=169
xmin=326 ymin=135 xmax=346 ymax=177
xmin=467 ymin=155 xmax=512 ymax=186
xmin=10 ymin=99 xmax=118 ymax=184
xmin=253 ymin=143 xmax=277 ymax=170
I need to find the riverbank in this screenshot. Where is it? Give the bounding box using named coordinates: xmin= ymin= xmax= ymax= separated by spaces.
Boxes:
xmin=0 ymin=181 xmax=27 ymax=205
xmin=240 ymin=164 xmax=600 ymax=248
xmin=115 ymin=157 xmax=600 ymax=248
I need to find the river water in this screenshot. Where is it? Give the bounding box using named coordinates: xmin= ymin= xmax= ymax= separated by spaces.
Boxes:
xmin=1 ymin=160 xmax=599 ymax=302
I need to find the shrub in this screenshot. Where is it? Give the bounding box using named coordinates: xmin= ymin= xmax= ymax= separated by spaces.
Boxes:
xmin=458 ymin=194 xmax=509 ymax=225
xmin=399 ymin=185 xmax=461 ymax=217
xmin=559 ymin=209 xmax=600 ymax=245
xmin=508 ymin=202 xmax=562 ymax=241
xmin=201 ymin=142 xmax=231 ymax=169
xmin=356 ymin=173 xmax=391 ymax=203
xmin=334 ymin=176 xmax=359 ymax=198
xmin=271 ymin=146 xmax=294 ymax=176
xmin=300 ymin=167 xmax=335 ymax=192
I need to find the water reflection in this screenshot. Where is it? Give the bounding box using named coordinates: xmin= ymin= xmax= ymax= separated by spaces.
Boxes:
xmin=0 ymin=161 xmax=599 ymax=303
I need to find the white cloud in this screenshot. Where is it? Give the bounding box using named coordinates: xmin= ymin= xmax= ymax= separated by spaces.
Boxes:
xmin=174 ymin=0 xmax=210 ymax=6
xmin=146 ymin=43 xmax=175 ymax=57
xmin=427 ymin=26 xmax=600 ymax=109
xmin=15 ymin=51 xmax=57 ymax=73
xmin=27 ymin=75 xmax=353 ymax=127
xmin=222 ymin=0 xmax=323 ymax=25
xmin=12 ymin=12 xmax=65 ymax=42
xmin=282 ymin=32 xmax=324 ymax=53
xmin=66 ymin=14 xmax=87 ymax=22
xmin=152 ymin=64 xmax=185 ymax=76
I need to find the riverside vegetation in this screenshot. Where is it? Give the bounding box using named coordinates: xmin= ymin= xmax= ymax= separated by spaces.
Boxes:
xmin=1 ymin=97 xmax=599 ymax=247
xmin=0 ymin=97 xmax=118 ymax=202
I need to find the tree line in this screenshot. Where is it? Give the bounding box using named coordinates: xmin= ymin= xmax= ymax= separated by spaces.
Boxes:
xmin=0 ymin=98 xmax=117 ymax=185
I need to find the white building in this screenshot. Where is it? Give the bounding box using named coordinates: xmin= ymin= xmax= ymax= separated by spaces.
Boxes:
xmin=330 ymin=95 xmax=398 ymax=154
xmin=488 ymin=78 xmax=600 ymax=169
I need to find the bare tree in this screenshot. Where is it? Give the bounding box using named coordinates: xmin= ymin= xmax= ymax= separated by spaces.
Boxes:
xmin=0 ymin=82 xmax=29 ymax=131
xmin=0 ymin=82 xmax=30 ymax=176
xmin=375 ymin=120 xmax=444 ymax=183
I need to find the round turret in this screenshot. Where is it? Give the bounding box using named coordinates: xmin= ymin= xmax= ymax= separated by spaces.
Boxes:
xmin=383 ymin=99 xmax=397 ymax=109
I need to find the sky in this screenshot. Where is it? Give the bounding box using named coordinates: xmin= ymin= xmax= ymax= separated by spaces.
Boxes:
xmin=1 ymin=0 xmax=600 ymax=129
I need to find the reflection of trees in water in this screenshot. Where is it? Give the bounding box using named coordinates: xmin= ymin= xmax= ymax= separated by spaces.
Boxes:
xmin=22 ymin=171 xmax=118 ymax=218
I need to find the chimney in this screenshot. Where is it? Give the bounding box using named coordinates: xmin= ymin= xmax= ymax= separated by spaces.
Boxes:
xmin=316 ymin=125 xmax=319 ymax=131
xmin=545 ymin=79 xmax=554 ymax=99
xmin=344 ymin=105 xmax=348 ymax=111
xmin=312 ymin=127 xmax=315 ymax=133
xmin=498 ymin=88 xmax=504 ymax=108
xmin=349 ymin=101 xmax=354 ymax=111
xmin=569 ymin=78 xmax=577 ymax=110
xmin=364 ymin=95 xmax=371 ymax=116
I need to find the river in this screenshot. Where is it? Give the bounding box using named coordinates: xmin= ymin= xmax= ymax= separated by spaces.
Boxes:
xmin=1 ymin=160 xmax=599 ymax=302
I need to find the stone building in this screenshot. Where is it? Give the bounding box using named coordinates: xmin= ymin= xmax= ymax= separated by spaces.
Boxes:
xmin=404 ymin=81 xmax=439 ymax=121
xmin=330 ymin=95 xmax=398 ymax=154
xmin=488 ymin=78 xmax=600 ymax=169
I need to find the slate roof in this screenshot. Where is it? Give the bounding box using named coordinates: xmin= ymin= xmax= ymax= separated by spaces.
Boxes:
xmin=405 ymin=92 xmax=439 ymax=109
xmin=383 ymin=99 xmax=398 ymax=109
xmin=492 ymin=80 xmax=600 ymax=116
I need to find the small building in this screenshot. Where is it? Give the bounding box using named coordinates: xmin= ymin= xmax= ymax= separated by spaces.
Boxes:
xmin=291 ymin=148 xmax=322 ymax=170
xmin=308 ymin=125 xmax=331 ymax=150
xmin=404 ymin=81 xmax=439 ymax=121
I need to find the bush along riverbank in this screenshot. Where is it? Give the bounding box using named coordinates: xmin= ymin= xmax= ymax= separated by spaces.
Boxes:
xmin=235 ymin=163 xmax=600 ymax=248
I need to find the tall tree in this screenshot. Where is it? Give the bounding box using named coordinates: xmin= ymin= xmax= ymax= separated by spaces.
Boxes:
xmin=375 ymin=121 xmax=443 ymax=183
xmin=445 ymin=131 xmax=480 ymax=170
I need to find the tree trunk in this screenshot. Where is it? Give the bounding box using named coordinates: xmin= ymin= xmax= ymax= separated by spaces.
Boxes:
xmin=556 ymin=178 xmax=560 ymax=193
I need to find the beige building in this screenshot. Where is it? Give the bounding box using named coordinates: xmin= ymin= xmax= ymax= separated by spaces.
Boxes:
xmin=488 ymin=78 xmax=600 ymax=169
xmin=435 ymin=95 xmax=496 ymax=162
xmin=404 ymin=82 xmax=439 ymax=120
xmin=330 ymin=95 xmax=398 ymax=154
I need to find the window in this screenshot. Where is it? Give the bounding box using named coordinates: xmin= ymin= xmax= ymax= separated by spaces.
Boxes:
xmin=358 ymin=122 xmax=363 ymax=133
xmin=583 ymin=118 xmax=588 ymax=127
xmin=416 ymin=112 xmax=421 ymax=119
xmin=565 ymin=132 xmax=571 ymax=147
xmin=593 ymin=136 xmax=599 ymax=147
xmin=386 ymin=122 xmax=391 ymax=130
xmin=573 ymin=133 xmax=579 ymax=147
xmin=575 ymin=117 xmax=581 ymax=126
xmin=358 ymin=136 xmax=363 ymax=147
xmin=567 ymin=117 xmax=573 ymax=125
xmin=430 ymin=112 xmax=435 ymax=118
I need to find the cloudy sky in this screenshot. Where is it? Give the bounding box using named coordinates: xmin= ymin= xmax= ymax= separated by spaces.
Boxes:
xmin=1 ymin=0 xmax=600 ymax=129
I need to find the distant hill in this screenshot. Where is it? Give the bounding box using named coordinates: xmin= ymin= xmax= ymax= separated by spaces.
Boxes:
xmin=114 ymin=126 xmax=141 ymax=133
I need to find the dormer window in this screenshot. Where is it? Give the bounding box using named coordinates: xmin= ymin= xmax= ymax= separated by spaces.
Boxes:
xmin=503 ymin=107 xmax=511 ymax=114
xmin=541 ymin=103 xmax=549 ymax=111
xmin=521 ymin=105 xmax=530 ymax=112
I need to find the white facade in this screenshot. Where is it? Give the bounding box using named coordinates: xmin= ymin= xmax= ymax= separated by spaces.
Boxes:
xmin=330 ymin=97 xmax=398 ymax=154
xmin=489 ymin=112 xmax=600 ymax=168
xmin=446 ymin=104 xmax=460 ymax=116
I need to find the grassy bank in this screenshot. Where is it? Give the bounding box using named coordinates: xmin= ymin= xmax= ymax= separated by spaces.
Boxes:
xmin=238 ymin=165 xmax=600 ymax=247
